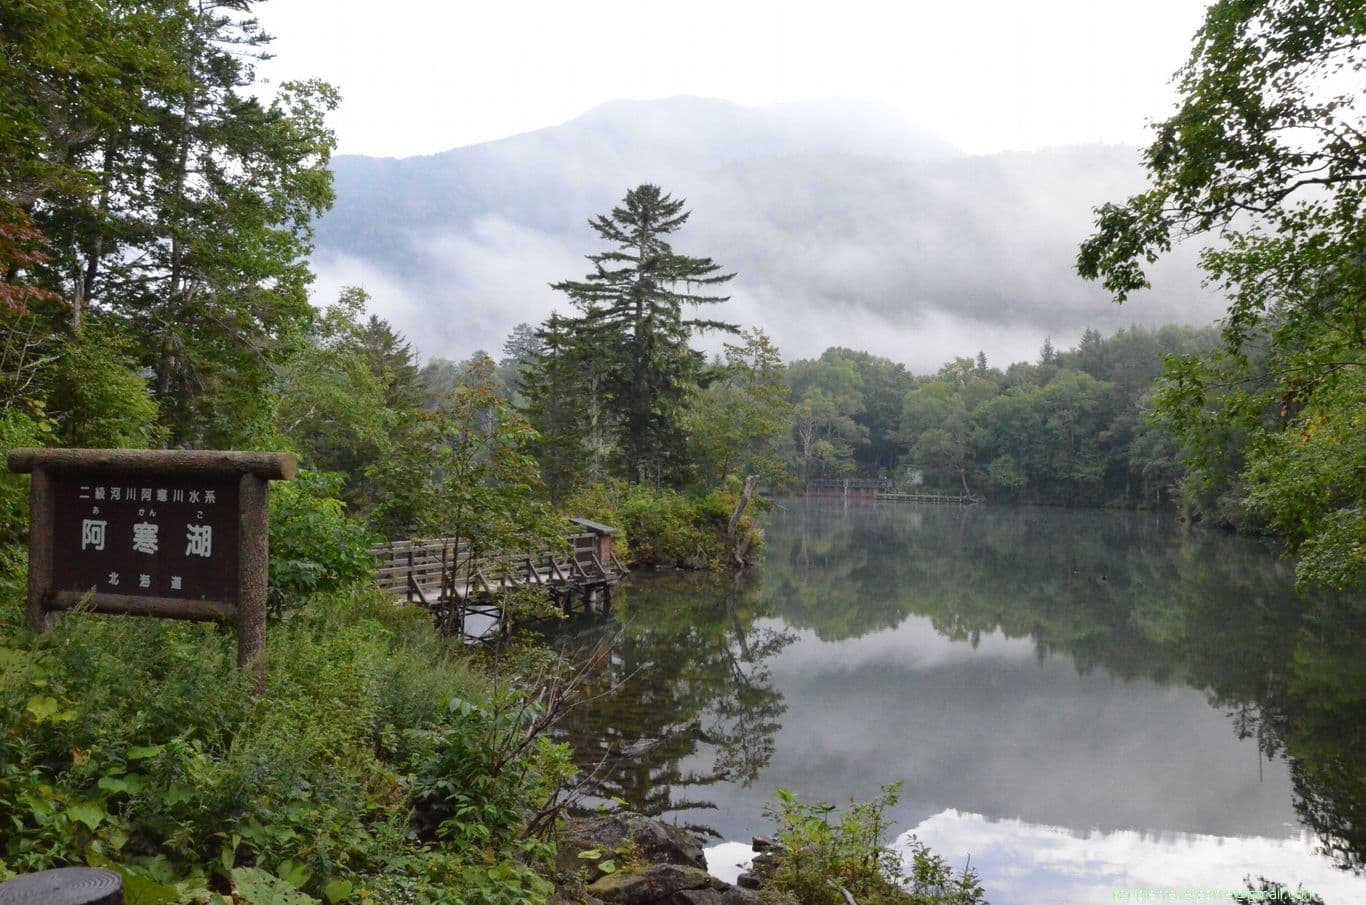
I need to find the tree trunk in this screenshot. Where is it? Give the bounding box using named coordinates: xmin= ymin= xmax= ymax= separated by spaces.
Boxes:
xmin=728 ymin=474 xmax=759 ymax=567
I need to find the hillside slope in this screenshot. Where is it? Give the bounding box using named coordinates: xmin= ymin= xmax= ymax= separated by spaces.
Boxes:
xmin=311 ymin=97 xmax=1213 ymax=369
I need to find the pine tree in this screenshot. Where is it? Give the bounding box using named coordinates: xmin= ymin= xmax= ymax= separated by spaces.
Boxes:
xmin=520 ymin=313 xmax=603 ymax=501
xmin=359 ymin=311 xmax=424 ymax=412
xmin=550 ymin=184 xmax=736 ymax=484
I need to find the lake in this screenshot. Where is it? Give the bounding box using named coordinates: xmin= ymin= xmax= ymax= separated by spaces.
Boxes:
xmin=548 ymin=499 xmax=1366 ymax=903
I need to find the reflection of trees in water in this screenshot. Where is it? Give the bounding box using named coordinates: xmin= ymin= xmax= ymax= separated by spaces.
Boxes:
xmin=548 ymin=572 xmax=792 ymax=832
xmin=764 ymin=501 xmax=1366 ymax=872
xmin=1234 ymin=598 xmax=1366 ymax=873
xmin=549 ymin=502 xmax=1363 ymax=865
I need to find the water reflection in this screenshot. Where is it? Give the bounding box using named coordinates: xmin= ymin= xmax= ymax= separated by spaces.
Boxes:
xmin=549 ymin=500 xmax=1366 ymax=882
xmin=705 ymin=812 xmax=1364 ymax=904
xmin=549 ymin=572 xmax=793 ymax=830
xmin=898 ymin=810 xmax=1361 ymax=905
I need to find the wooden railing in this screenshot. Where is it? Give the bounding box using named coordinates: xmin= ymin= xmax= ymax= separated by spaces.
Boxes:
xmin=369 ymin=532 xmax=627 ymax=609
xmin=807 ymin=477 xmax=890 ymax=495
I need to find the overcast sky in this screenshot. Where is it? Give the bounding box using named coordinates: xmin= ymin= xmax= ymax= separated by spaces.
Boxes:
xmin=255 ymin=0 xmax=1213 ymax=158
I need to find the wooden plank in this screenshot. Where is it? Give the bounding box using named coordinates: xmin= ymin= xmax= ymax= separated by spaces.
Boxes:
xmin=374 ymin=563 xmax=450 ymax=579
xmin=589 ymin=553 xmax=609 ymax=579
xmin=407 ymin=574 xmax=429 ymax=607
xmin=9 ymin=448 xmax=296 ymax=480
xmin=47 ymin=591 xmax=235 ymax=622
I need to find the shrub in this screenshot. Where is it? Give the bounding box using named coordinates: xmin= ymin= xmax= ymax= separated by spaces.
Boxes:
xmin=0 ymin=405 xmax=55 ymax=594
xmin=760 ymin=784 xmax=986 ymax=905
xmin=0 ymin=586 xmax=574 ymax=902
xmin=268 ymin=471 xmax=377 ymax=613
xmin=45 ymin=330 xmax=161 ymax=449
xmin=560 ymin=480 xmax=763 ymax=569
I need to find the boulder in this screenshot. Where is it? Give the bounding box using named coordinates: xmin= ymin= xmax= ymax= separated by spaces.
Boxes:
xmin=625 ymin=816 xmax=707 ymax=870
xmin=587 ymin=864 xmax=721 ymax=904
xmin=549 ymin=891 xmax=604 ymax=905
xmin=559 ymin=815 xmax=707 ymax=876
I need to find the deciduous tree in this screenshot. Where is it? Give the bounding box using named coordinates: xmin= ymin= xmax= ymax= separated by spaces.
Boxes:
xmin=1077 ymin=0 xmax=1365 ymax=589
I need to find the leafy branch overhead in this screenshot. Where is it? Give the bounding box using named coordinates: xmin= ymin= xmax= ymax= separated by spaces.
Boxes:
xmin=1078 ymin=0 xmax=1365 ymax=590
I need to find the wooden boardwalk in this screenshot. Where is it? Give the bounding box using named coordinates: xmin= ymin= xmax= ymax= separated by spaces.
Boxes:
xmin=371 ymin=519 xmax=627 ymax=642
xmin=807 ymin=477 xmax=889 ymax=496
xmin=807 ymin=478 xmax=982 ymax=505
xmin=875 ymin=490 xmax=982 ymax=505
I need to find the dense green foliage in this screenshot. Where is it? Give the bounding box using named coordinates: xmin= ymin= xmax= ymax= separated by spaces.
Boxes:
xmin=0 ymin=588 xmax=572 ymax=903
xmin=784 ymin=326 xmax=1219 ymax=508
xmin=2 ymin=0 xmax=338 ymax=447
xmin=561 ymin=480 xmax=765 ymax=570
xmin=1078 ymin=0 xmax=1365 ymax=590
xmin=267 ymin=472 xmax=377 ymax=615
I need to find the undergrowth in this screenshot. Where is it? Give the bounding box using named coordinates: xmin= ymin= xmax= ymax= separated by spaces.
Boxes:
xmin=560 ymin=478 xmax=765 ymax=569
xmin=760 ymin=784 xmax=987 ymax=905
xmin=0 ymin=587 xmax=573 ymax=904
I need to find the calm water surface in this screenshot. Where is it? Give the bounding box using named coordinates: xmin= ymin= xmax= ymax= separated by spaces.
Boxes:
xmin=548 ymin=500 xmax=1366 ymax=903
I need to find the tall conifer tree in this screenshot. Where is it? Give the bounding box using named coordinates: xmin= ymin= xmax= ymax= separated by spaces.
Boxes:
xmin=549 ymin=184 xmax=736 ymax=484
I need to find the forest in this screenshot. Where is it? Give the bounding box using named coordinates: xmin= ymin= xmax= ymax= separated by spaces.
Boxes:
xmin=3 ymin=3 xmax=1362 ymax=593
xmin=1 ymin=0 xmax=1362 ymax=902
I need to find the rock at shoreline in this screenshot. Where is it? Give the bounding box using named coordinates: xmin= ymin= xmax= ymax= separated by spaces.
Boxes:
xmin=560 ymin=815 xmax=708 ymax=876
xmin=586 ymin=864 xmax=720 ymax=903
xmin=670 ymin=888 xmax=766 ymax=904
xmin=559 ymin=815 xmax=762 ymax=905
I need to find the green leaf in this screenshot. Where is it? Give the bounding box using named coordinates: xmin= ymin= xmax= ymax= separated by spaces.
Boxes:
xmin=220 ymin=836 xmax=240 ymax=872
xmin=97 ymin=775 xmax=144 ymax=796
xmin=231 ymin=867 xmax=321 ymax=905
xmin=121 ymin=873 xmax=179 ymax=905
xmin=127 ymin=745 xmax=163 ymax=760
xmin=25 ymin=695 xmax=72 ymax=723
xmin=275 ymin=860 xmax=312 ymax=890
xmin=66 ymin=800 xmax=106 ymax=831
xmin=322 ymin=879 xmax=354 ymax=904
xmin=599 ymin=860 xmax=617 ymax=874
xmin=85 ymin=855 xmax=177 ymax=905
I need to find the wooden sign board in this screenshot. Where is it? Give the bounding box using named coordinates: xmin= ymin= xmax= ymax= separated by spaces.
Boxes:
xmin=51 ymin=474 xmax=240 ymax=602
xmin=7 ymin=449 xmax=296 ymax=683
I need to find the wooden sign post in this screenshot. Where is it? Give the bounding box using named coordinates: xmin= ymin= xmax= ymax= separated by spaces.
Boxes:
xmin=6 ymin=449 xmax=296 ymax=684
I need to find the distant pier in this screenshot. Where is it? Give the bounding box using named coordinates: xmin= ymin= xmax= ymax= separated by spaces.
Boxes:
xmin=806 ymin=478 xmax=981 ymax=505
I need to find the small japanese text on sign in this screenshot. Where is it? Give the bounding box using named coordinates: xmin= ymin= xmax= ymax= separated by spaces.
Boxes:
xmin=52 ymin=475 xmax=239 ymax=601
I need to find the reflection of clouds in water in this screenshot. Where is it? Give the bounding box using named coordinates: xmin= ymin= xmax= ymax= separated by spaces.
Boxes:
xmin=772 ymin=616 xmax=1037 ymax=674
xmin=707 ymin=812 xmax=1366 ymax=901
xmin=903 ymin=810 xmax=1365 ymax=905
xmin=754 ymin=607 xmax=1299 ymax=842
xmin=704 ymin=841 xmax=754 ymax=885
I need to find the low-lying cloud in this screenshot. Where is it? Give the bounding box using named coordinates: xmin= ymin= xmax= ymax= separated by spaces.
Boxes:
xmin=310 ymin=98 xmax=1221 ymax=370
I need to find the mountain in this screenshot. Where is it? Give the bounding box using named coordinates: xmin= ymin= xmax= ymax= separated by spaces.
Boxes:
xmin=310 ymin=96 xmax=1216 ymax=371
